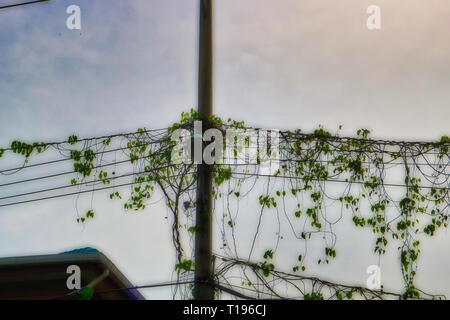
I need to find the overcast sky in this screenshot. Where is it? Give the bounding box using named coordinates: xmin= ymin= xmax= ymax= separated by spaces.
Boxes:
xmin=0 ymin=0 xmax=449 ymax=299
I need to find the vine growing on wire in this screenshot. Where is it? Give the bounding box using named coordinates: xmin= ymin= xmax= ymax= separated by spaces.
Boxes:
xmin=0 ymin=109 xmax=448 ymax=300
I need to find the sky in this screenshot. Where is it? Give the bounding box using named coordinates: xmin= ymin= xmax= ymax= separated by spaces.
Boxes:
xmin=0 ymin=0 xmax=449 ymax=299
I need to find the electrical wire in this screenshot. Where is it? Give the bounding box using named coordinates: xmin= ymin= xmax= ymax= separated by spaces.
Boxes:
xmin=44 ymin=279 xmax=196 ymax=300
xmin=0 ymin=127 xmax=167 ymax=152
xmin=0 ymin=136 xmax=167 ymax=174
xmin=0 ymin=0 xmax=50 ymax=10
xmin=0 ymin=164 xmax=178 ymax=202
xmin=228 ymin=171 xmax=450 ymax=190
xmin=0 ymin=153 xmax=161 ymax=188
xmin=0 ymin=165 xmax=446 ymax=208
xmin=0 ymin=171 xmax=192 ymax=208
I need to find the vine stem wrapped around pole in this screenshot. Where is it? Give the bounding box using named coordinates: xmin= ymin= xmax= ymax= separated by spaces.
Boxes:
xmin=194 ymin=0 xmax=214 ymax=299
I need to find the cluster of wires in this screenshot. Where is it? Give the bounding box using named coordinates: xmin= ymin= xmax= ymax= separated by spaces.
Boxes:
xmin=0 ymin=125 xmax=447 ymax=209
xmin=0 ymin=124 xmax=448 ymax=300
xmin=0 ymin=128 xmax=171 ymax=208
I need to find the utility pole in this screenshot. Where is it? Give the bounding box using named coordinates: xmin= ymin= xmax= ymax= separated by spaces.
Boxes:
xmin=194 ymin=0 xmax=214 ymax=300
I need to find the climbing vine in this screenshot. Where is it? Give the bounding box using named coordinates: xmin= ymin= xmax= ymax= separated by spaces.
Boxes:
xmin=0 ymin=109 xmax=448 ymax=300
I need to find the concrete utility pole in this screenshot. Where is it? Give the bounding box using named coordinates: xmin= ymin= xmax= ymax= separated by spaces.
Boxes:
xmin=194 ymin=0 xmax=214 ymax=300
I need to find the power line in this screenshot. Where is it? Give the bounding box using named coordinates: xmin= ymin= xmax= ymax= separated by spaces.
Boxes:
xmin=44 ymin=279 xmax=196 ymax=300
xmin=222 ymin=156 xmax=448 ymax=168
xmin=211 ymin=281 xmax=256 ymax=300
xmin=0 ymin=127 xmax=167 ymax=153
xmin=0 ymin=181 xmax=135 ymax=208
xmin=0 ymin=138 xmax=168 ymax=174
xmin=0 ymin=171 xmax=192 ymax=209
xmin=0 ymin=164 xmax=178 ymax=202
xmin=83 ymin=279 xmax=255 ymax=300
xmin=219 ymin=123 xmax=449 ymax=147
xmin=213 ymin=254 xmax=409 ymax=300
xmin=0 ymin=162 xmax=447 ymax=208
xmin=0 ymin=0 xmax=50 ymax=10
xmin=0 ymin=142 xmax=444 ymax=176
xmin=92 ymin=280 xmax=195 ymax=296
xmin=1 ymin=165 xmax=446 ymax=208
xmin=0 ymin=146 xmax=445 ymax=188
xmin=0 ymin=153 xmax=164 ymax=188
xmin=94 ymin=279 xmax=255 ymax=300
xmin=229 ymin=171 xmax=450 ymax=191
xmin=0 ymin=127 xmax=446 ymax=175
xmin=280 ymin=131 xmax=449 ymax=147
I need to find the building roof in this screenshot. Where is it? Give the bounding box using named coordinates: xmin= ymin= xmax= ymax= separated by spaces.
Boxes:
xmin=0 ymin=248 xmax=145 ymax=300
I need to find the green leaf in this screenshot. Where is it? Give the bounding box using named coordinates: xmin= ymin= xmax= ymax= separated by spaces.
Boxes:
xmin=86 ymin=210 xmax=95 ymax=219
xmin=263 ymin=250 xmax=274 ymax=260
xmin=80 ymin=286 xmax=94 ymax=300
xmin=188 ymin=226 xmax=197 ymax=234
xmin=68 ymin=135 xmax=79 ymax=145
